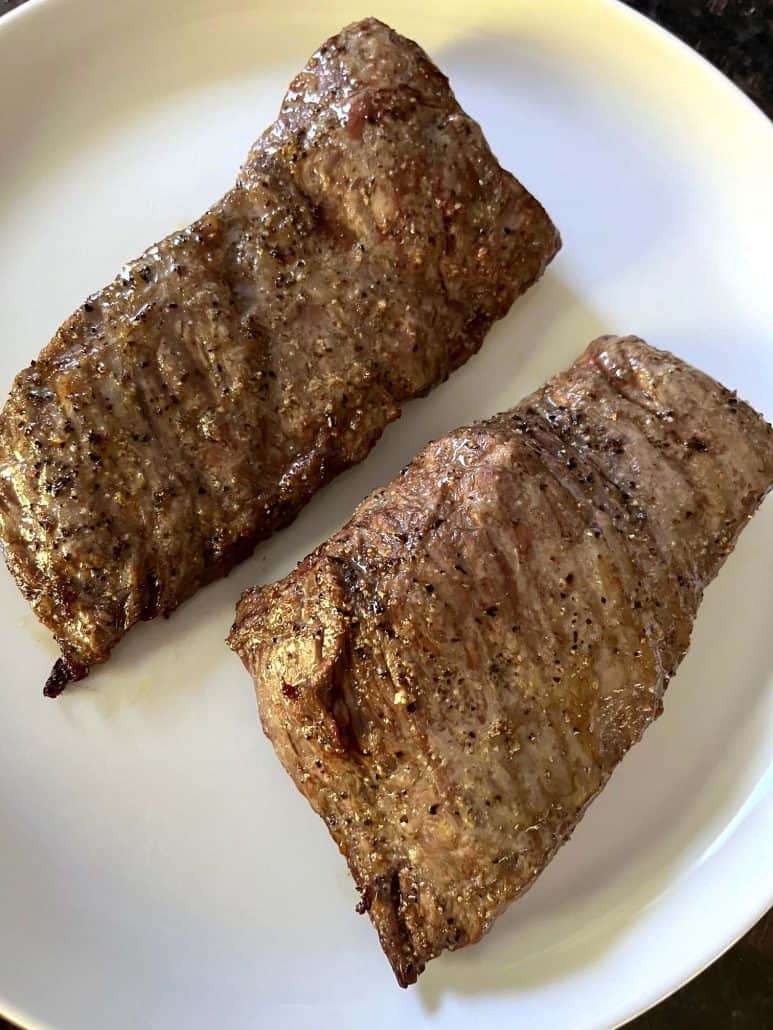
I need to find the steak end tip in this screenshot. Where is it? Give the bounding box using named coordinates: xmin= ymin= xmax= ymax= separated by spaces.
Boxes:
xmin=43 ymin=656 xmax=88 ymax=698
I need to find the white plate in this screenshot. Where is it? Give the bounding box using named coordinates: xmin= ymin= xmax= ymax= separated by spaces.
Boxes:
xmin=0 ymin=1 xmax=771 ymax=1027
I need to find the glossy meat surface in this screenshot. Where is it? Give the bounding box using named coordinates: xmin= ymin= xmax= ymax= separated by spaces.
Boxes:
xmin=230 ymin=336 xmax=773 ymax=985
xmin=0 ymin=18 xmax=559 ymax=694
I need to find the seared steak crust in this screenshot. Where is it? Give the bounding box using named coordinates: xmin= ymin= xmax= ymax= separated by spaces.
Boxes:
xmin=0 ymin=18 xmax=559 ymax=694
xmin=229 ymin=336 xmax=773 ymax=986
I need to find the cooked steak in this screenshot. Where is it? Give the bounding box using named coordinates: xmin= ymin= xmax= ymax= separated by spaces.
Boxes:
xmin=229 ymin=336 xmax=773 ymax=986
xmin=0 ymin=19 xmax=559 ymax=696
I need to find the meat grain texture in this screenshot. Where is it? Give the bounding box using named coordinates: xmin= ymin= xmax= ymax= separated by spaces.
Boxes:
xmin=230 ymin=336 xmax=773 ymax=986
xmin=0 ymin=18 xmax=559 ymax=695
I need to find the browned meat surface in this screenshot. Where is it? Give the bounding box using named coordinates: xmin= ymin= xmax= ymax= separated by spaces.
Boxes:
xmin=229 ymin=336 xmax=773 ymax=986
xmin=0 ymin=19 xmax=559 ymax=696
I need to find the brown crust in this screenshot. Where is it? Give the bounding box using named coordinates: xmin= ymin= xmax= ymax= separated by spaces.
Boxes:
xmin=0 ymin=18 xmax=560 ymax=693
xmin=230 ymin=336 xmax=773 ymax=984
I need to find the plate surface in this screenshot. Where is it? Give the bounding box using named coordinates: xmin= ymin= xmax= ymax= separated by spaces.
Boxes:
xmin=0 ymin=1 xmax=771 ymax=1028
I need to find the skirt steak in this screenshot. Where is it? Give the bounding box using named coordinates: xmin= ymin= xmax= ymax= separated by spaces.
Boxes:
xmin=0 ymin=19 xmax=559 ymax=694
xmin=229 ymin=336 xmax=773 ymax=985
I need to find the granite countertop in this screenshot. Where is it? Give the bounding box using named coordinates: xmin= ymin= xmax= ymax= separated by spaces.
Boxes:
xmin=626 ymin=0 xmax=772 ymax=117
xmin=0 ymin=1 xmax=770 ymax=1027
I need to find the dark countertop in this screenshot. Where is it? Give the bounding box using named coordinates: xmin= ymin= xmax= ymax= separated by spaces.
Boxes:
xmin=625 ymin=0 xmax=772 ymax=117
xmin=0 ymin=1 xmax=770 ymax=1027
